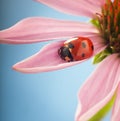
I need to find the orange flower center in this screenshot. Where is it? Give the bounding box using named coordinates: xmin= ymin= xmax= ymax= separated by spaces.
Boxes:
xmin=92 ymin=0 xmax=120 ymax=64
xmin=98 ymin=0 xmax=120 ymax=53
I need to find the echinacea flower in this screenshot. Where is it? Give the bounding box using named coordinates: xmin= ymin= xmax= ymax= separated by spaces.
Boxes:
xmin=0 ymin=0 xmax=120 ymax=121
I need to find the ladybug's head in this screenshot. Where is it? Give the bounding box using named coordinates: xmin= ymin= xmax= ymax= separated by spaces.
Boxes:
xmin=58 ymin=43 xmax=74 ymax=62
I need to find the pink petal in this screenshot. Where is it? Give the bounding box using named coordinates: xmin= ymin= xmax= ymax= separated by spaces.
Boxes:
xmin=89 ymin=35 xmax=106 ymax=54
xmin=111 ymin=83 xmax=120 ymax=121
xmin=35 ymin=0 xmax=105 ymax=17
xmin=0 ymin=17 xmax=98 ymax=44
xmin=13 ymin=40 xmax=91 ymax=73
xmin=75 ymin=54 xmax=120 ymax=121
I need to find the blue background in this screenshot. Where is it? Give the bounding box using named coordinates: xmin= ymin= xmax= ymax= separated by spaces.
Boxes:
xmin=0 ymin=0 xmax=111 ymax=121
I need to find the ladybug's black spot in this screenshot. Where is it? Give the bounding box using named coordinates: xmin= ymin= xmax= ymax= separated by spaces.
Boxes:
xmin=81 ymin=53 xmax=85 ymax=58
xmin=58 ymin=46 xmax=73 ymax=62
xmin=68 ymin=43 xmax=74 ymax=49
xmin=91 ymin=45 xmax=94 ymax=50
xmin=81 ymin=42 xmax=86 ymax=48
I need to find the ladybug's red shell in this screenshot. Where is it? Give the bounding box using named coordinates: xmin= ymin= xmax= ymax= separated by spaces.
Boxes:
xmin=58 ymin=37 xmax=94 ymax=62
xmin=66 ymin=37 xmax=93 ymax=61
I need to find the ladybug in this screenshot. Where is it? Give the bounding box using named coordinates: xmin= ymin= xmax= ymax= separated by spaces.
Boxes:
xmin=58 ymin=37 xmax=94 ymax=62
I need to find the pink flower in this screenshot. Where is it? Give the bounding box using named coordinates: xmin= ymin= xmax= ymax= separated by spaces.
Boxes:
xmin=0 ymin=0 xmax=120 ymax=121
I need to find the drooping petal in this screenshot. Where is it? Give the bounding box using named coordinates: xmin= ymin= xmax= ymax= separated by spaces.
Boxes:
xmin=35 ymin=0 xmax=105 ymax=17
xmin=111 ymin=83 xmax=120 ymax=121
xmin=12 ymin=34 xmax=104 ymax=73
xmin=0 ymin=17 xmax=99 ymax=44
xmin=75 ymin=54 xmax=120 ymax=121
